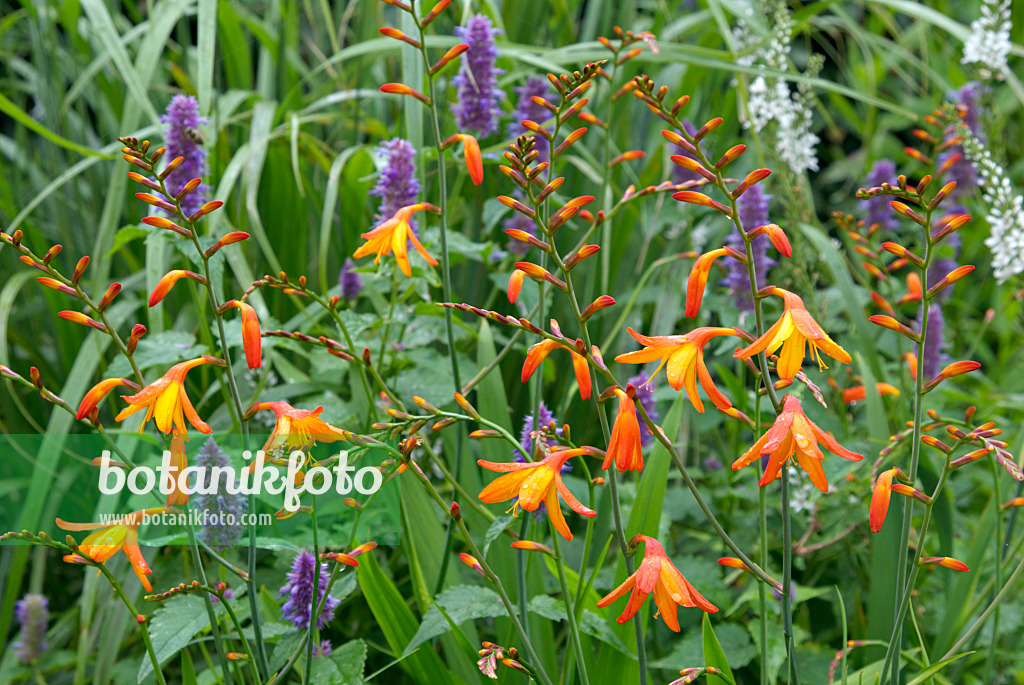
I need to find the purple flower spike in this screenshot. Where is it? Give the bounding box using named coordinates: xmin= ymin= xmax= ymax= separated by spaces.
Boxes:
xmin=725 ymin=185 xmax=775 ymax=311
xmin=452 ymin=15 xmax=503 ymax=137
xmin=14 ymin=593 xmax=48 ymax=664
xmin=161 ymin=95 xmax=208 ymax=218
xmin=509 ymin=76 xmax=551 ymax=162
xmin=627 ymin=372 xmax=658 ymax=447
xmin=193 ymin=437 xmax=247 ymax=550
xmin=339 ymin=258 xmax=362 ymax=301
xmin=279 ymin=551 xmax=340 ymax=630
xmin=370 ymin=138 xmax=421 ymax=231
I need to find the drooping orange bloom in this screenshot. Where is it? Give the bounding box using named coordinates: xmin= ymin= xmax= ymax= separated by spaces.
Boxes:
xmin=166 ymin=430 xmax=189 ymax=507
xmin=921 ymin=556 xmax=969 ymax=572
xmin=57 ymin=507 xmax=166 ymax=591
xmin=685 ymin=248 xmax=737 ymax=318
xmin=614 ymin=327 xmax=736 ymax=413
xmin=732 ymin=394 xmax=863 ymax=492
xmin=842 ymin=382 xmax=900 ymax=405
xmin=227 ymin=300 xmax=262 ymax=369
xmin=603 ymin=388 xmax=644 ymax=472
xmin=458 ymin=134 xmax=484 ymax=185
xmin=115 ymin=357 xmax=213 ymax=438
xmin=76 ymin=377 xmax=139 ymax=420
xmin=353 ymin=203 xmax=437 ymax=277
xmin=869 ymin=468 xmax=898 ymax=533
xmin=596 ymin=534 xmax=717 ymax=630
xmin=248 ymin=401 xmax=349 ymax=457
xmin=733 ymin=287 xmax=852 ymax=380
xmin=521 ymin=339 xmax=592 ymax=400
xmin=478 ymin=448 xmax=596 ymax=540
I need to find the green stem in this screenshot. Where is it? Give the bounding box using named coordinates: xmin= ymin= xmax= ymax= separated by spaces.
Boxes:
xmin=757 ymin=390 xmax=770 ymax=685
xmin=781 ymin=467 xmax=799 ymax=685
xmin=984 ymin=456 xmax=1003 ymax=680
xmin=97 ymin=566 xmax=168 ymax=685
xmin=303 ymin=493 xmax=320 ymax=685
xmin=549 ymin=523 xmax=590 ymax=685
xmin=941 ymin=550 xmax=1024 ymax=660
xmin=885 ymin=213 xmax=934 ymax=685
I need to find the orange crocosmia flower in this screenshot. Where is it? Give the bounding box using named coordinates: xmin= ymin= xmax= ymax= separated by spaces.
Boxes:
xmin=249 ymin=401 xmax=349 ymax=458
xmin=228 ymin=301 xmax=262 ymax=369
xmin=614 ymin=327 xmax=736 ymax=413
xmin=115 ymin=358 xmax=212 ymax=439
xmin=57 ymin=507 xmax=165 ymax=591
xmin=76 ymin=377 xmax=138 ymax=420
xmin=165 ymin=430 xmax=189 ymax=507
xmin=842 ymin=382 xmax=900 ymax=405
xmin=733 ymin=287 xmax=852 ymax=380
xmin=354 ymin=204 xmax=437 ymax=277
xmin=732 ymin=394 xmax=863 ymax=492
xmin=869 ymin=468 xmax=898 ymax=533
xmin=603 ymin=388 xmax=644 ymax=472
xmin=522 ymin=339 xmax=592 ymax=400
xmin=477 ymin=448 xmax=596 ymax=541
xmin=596 ymin=535 xmax=717 ymax=631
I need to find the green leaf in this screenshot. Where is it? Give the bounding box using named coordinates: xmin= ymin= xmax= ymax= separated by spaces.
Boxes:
xmin=404 ymin=585 xmax=506 ymax=655
xmin=0 ymin=91 xmax=108 ymax=158
xmin=528 ymin=595 xmax=631 ymax=655
xmin=330 ymin=640 xmax=368 ymax=685
xmin=905 ymin=652 xmax=973 ymax=685
xmin=703 ymin=613 xmax=736 ymax=683
xmin=355 ymin=552 xmax=456 ymax=685
xmin=138 ymin=595 xmax=210 ymax=683
xmin=106 ymin=225 xmax=153 ymax=257
xmin=107 ymin=331 xmax=203 ymax=377
xmin=482 ymin=514 xmax=515 ymax=558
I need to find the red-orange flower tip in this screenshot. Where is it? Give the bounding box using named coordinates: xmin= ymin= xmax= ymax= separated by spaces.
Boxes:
xmin=717 ymin=557 xmax=747 ymax=570
xmin=596 ymin=535 xmax=716 ymax=631
xmin=732 ymin=395 xmax=862 ymax=492
xmin=149 ymin=270 xmax=206 ymax=307
xmin=920 ymin=556 xmax=969 ymax=572
xmin=685 ymin=248 xmax=732 ymax=318
xmin=734 ymin=288 xmax=851 ymax=379
xmin=228 ymin=301 xmax=262 ymax=369
xmin=458 ymin=134 xmax=483 ymax=185
xmin=869 ymin=468 xmax=899 ymax=533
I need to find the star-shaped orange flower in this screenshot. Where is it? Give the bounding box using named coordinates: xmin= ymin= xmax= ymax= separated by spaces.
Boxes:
xmin=732 ymin=394 xmax=862 ymax=491
xmin=353 ymin=203 xmax=437 ymax=277
xmin=733 ymin=287 xmax=851 ymax=380
xmin=596 ymin=534 xmax=717 ymax=631
xmin=478 ymin=448 xmax=596 ymax=540
xmin=57 ymin=507 xmax=167 ymax=591
xmin=115 ymin=357 xmax=213 ymax=439
xmin=614 ymin=326 xmax=736 ymax=413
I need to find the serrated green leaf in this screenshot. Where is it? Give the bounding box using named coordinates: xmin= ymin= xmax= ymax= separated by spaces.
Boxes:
xmin=404 ymin=585 xmax=506 ymax=655
xmin=482 ymin=514 xmax=515 ymax=558
xmin=528 ymin=595 xmax=631 ymax=655
xmin=329 ymin=640 xmax=367 ymax=685
xmin=138 ymin=595 xmax=210 ymax=683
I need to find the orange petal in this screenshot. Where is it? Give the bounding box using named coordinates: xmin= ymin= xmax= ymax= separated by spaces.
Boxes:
xmin=570 ymin=350 xmax=592 ymax=399
xmin=459 ymin=134 xmax=484 ymax=185
xmin=870 ymin=468 xmax=897 ymax=533
xmin=508 ymin=269 xmax=526 ymax=303
xmin=685 ymin=248 xmax=728 ymax=318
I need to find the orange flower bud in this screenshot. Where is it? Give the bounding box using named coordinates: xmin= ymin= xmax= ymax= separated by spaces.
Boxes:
xmin=747 ymin=223 xmax=793 ymax=258
xmin=459 ymin=553 xmax=486 ymax=577
xmin=76 ymin=378 xmax=138 ymax=420
xmin=514 ymin=262 xmax=567 ymax=291
xmin=889 ymin=201 xmax=927 ymax=226
xmin=420 ymin=0 xmax=449 ymax=25
xmin=71 ymin=256 xmax=90 ymax=284
xmin=135 ymin=193 xmax=176 ymax=213
xmin=673 ymin=191 xmax=732 ymax=216
xmin=141 ymin=215 xmax=191 ymax=238
xmin=714 ymin=144 xmax=746 ymax=169
xmin=507 ymin=269 xmax=526 ymax=304
xmin=127 ymin=324 xmax=147 ymax=354
xmin=718 ymin=557 xmax=748 ymax=570
xmin=98 ymin=283 xmax=121 ymax=311
xmin=553 ymin=127 xmax=587 ymax=157
xmin=731 ymin=168 xmax=771 ymax=198
xmin=379 ymin=82 xmax=430 ymax=104
xmin=685 ymin=248 xmax=742 ymax=318
xmin=149 ymin=270 xmax=207 ymax=307
xmin=924 ymin=360 xmax=981 ymax=391
xmin=869 ymin=315 xmax=920 ymax=341
xmin=920 ymin=556 xmax=969 ymax=572
xmin=869 ymin=468 xmax=898 ymax=532
xmin=510 ymin=540 xmax=555 ymax=556
xmin=610 ymin=150 xmax=646 ymax=166
xmin=870 ymin=292 xmax=894 ymax=315
xmin=58 ymin=311 xmax=106 ymax=332
xmin=204 ymin=231 xmax=250 ymax=257
xmin=379 ymin=27 xmax=422 ymax=48
xmin=187 ymin=200 xmax=224 ymax=224
xmin=37 ymin=277 xmax=77 ymax=297
xmin=695 ymin=117 xmax=722 ymax=140
xmin=926 ymin=265 xmax=974 ymax=298
xmin=580 ymin=295 xmax=615 ymax=322
xmin=1002 ymin=497 xmax=1024 ymax=509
